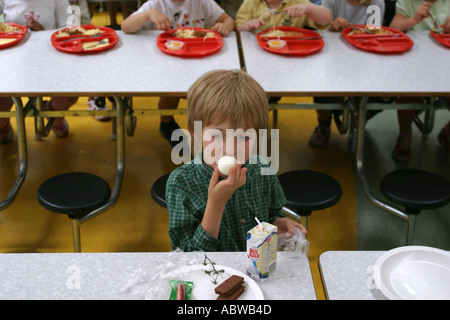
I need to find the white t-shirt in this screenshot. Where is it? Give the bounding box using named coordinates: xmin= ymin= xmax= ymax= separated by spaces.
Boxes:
xmin=0 ymin=0 xmax=70 ymax=30
xmin=322 ymin=0 xmax=385 ymax=25
xmin=133 ymin=0 xmax=225 ymax=30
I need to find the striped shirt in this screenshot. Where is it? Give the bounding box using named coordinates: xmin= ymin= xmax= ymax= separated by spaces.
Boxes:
xmin=166 ymin=153 xmax=286 ymax=252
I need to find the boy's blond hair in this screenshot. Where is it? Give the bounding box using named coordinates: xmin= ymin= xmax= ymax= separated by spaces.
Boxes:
xmin=187 ymin=69 xmax=268 ymax=132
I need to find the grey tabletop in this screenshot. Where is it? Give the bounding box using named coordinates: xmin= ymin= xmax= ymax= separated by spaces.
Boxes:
xmin=319 ymin=251 xmax=388 ymax=300
xmin=0 ymin=251 xmax=316 ymax=300
xmin=240 ymin=30 xmax=450 ymax=96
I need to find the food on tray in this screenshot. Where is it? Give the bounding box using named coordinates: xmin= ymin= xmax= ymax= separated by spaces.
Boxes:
xmin=217 ymin=156 xmax=237 ymax=175
xmin=174 ymin=28 xmax=215 ymax=38
xmin=165 ymin=40 xmax=184 ymax=51
xmin=348 ymin=25 xmax=393 ymax=36
xmin=82 ymin=38 xmax=110 ymax=50
xmin=56 ymin=26 xmax=102 ymax=37
xmin=0 ymin=22 xmax=22 ymax=33
xmin=268 ymin=39 xmax=286 ymax=49
xmin=215 ymin=275 xmax=245 ymax=300
xmin=0 ymin=38 xmax=16 ymax=45
xmin=264 ymin=29 xmax=303 ymax=37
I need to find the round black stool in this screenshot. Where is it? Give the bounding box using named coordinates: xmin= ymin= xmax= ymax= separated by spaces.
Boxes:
xmin=151 ymin=173 xmax=170 ymax=208
xmin=37 ymin=172 xmax=111 ymax=252
xmin=380 ymin=169 xmax=450 ymax=244
xmin=278 ymin=170 xmax=342 ymax=228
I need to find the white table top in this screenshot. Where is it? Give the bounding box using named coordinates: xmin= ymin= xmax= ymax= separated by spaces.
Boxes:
xmin=0 ymin=30 xmax=240 ymax=97
xmin=319 ymin=250 xmax=388 ymax=300
xmin=240 ymin=30 xmax=450 ymax=96
xmin=0 ymin=251 xmax=315 ymax=300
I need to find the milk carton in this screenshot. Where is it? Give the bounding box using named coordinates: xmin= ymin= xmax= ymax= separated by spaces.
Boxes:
xmin=246 ymin=222 xmax=277 ymax=282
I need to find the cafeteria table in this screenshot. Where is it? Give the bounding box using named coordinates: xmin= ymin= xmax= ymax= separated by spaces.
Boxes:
xmin=0 ymin=251 xmax=316 ymax=300
xmin=0 ymin=29 xmax=241 ymax=215
xmin=319 ymin=250 xmax=388 ymax=300
xmin=240 ymin=29 xmax=450 ymax=231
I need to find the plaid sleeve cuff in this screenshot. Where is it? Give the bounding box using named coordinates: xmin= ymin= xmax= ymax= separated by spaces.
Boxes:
xmin=192 ymin=225 xmax=221 ymax=251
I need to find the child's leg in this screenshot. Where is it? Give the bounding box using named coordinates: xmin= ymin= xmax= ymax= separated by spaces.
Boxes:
xmin=0 ymin=97 xmax=13 ymax=128
xmin=437 ymin=119 xmax=450 ymax=153
xmin=0 ymin=97 xmax=14 ymax=143
xmin=47 ymin=97 xmax=78 ymax=137
xmin=309 ymin=109 xmax=332 ymax=148
xmin=158 ymin=96 xmax=180 ymax=123
xmin=392 ymin=109 xmax=417 ymax=161
xmin=158 ymin=96 xmax=185 ymax=147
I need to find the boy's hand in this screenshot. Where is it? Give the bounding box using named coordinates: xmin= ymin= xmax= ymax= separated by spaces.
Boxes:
xmin=273 ymin=217 xmax=308 ymax=236
xmin=211 ymin=22 xmax=232 ymax=36
xmin=284 ymin=4 xmax=309 ymax=18
xmin=329 ymin=17 xmax=349 ymax=32
xmin=414 ymin=2 xmax=432 ymax=24
xmin=208 ymin=164 xmax=247 ymax=206
xmin=240 ymin=19 xmax=265 ymax=32
xmin=148 ymin=10 xmax=171 ymax=31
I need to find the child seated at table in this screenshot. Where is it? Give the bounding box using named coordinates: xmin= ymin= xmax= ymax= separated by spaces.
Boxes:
xmin=235 ymin=0 xmax=332 ymax=33
xmin=0 ymin=0 xmax=78 ymax=142
xmin=166 ymin=69 xmax=307 ymax=251
xmin=389 ymin=0 xmax=450 ymax=161
xmin=121 ymin=0 xmax=235 ymax=147
xmin=309 ymin=0 xmax=385 ymax=148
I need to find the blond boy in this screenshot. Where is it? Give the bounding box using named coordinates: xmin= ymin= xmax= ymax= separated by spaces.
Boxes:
xmin=167 ymin=70 xmax=306 ymax=251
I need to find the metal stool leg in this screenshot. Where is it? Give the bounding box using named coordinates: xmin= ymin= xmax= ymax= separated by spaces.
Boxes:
xmin=406 ymin=215 xmax=417 ymax=246
xmin=72 ymin=219 xmax=81 ymax=253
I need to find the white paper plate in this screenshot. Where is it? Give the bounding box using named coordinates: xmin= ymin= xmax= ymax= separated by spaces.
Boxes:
xmin=161 ymin=264 xmax=264 ymax=300
xmin=373 ymin=246 xmax=450 ymax=300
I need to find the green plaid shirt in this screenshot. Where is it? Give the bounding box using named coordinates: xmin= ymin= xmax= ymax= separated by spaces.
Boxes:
xmin=166 ymin=154 xmax=286 ymax=252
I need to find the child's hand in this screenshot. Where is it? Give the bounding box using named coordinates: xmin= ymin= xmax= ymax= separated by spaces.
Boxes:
xmin=413 ymin=2 xmax=432 ymax=24
xmin=211 ymin=22 xmax=232 ymax=36
xmin=26 ymin=20 xmax=45 ymax=31
xmin=284 ymin=4 xmax=309 ymax=18
xmin=148 ymin=10 xmax=171 ymax=31
xmin=240 ymin=19 xmax=265 ymax=32
xmin=208 ymin=164 xmax=247 ymax=207
xmin=329 ymin=17 xmax=349 ymax=32
xmin=273 ymin=217 xmax=308 ymax=236
xmin=443 ymin=17 xmax=450 ymax=34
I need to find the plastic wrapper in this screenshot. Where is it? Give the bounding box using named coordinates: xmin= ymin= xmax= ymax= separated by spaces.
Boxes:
xmin=277 ymin=227 xmax=309 ymax=255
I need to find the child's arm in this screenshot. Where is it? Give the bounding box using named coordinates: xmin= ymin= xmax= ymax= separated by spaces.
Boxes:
xmin=202 ymin=165 xmax=247 ymax=239
xmin=389 ymin=2 xmax=432 ymax=32
xmin=211 ymin=12 xmax=235 ymax=36
xmin=236 ymin=19 xmax=265 ymax=32
xmin=26 ymin=20 xmax=45 ymax=31
xmin=284 ymin=3 xmax=332 ymax=26
xmin=121 ymin=9 xmax=171 ymax=33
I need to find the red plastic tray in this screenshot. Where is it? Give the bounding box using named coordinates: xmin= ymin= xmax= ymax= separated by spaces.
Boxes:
xmin=0 ymin=23 xmax=27 ymax=49
xmin=431 ymin=27 xmax=450 ymax=48
xmin=257 ymin=26 xmax=324 ymax=56
xmin=51 ymin=25 xmax=118 ymax=54
xmin=157 ymin=28 xmax=223 ymax=58
xmin=342 ymin=25 xmax=413 ymax=54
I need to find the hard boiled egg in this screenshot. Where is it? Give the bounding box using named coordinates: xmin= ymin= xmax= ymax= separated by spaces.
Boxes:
xmin=217 ymin=156 xmax=237 ymax=176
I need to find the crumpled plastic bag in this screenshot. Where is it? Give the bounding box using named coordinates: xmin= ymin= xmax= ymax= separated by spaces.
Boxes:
xmin=118 ymin=249 xmax=199 ymax=300
xmin=277 ymin=227 xmax=309 ymax=255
